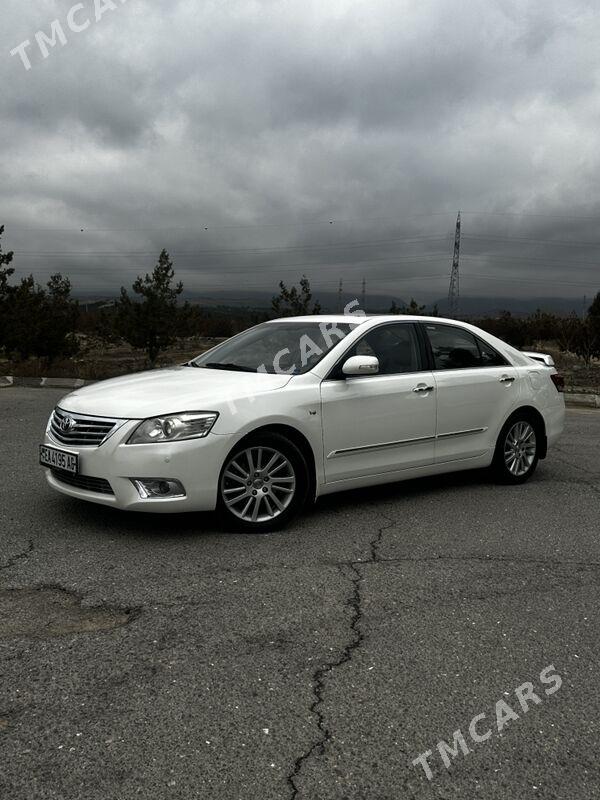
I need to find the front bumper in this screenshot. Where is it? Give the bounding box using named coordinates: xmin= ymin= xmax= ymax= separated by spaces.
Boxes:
xmin=43 ymin=419 xmax=234 ymax=513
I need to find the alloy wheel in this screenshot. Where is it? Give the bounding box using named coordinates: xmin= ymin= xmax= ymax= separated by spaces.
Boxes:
xmin=220 ymin=446 xmax=297 ymax=523
xmin=503 ymin=421 xmax=537 ymax=477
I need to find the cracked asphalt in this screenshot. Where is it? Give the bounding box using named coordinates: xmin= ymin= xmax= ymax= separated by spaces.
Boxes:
xmin=1 ymin=387 xmax=600 ymax=799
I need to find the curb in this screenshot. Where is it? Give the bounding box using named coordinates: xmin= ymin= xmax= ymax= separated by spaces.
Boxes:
xmin=0 ymin=376 xmax=91 ymax=389
xmin=564 ymin=392 xmax=600 ymax=409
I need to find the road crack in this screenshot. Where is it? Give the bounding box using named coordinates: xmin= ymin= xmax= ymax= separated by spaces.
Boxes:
xmin=0 ymin=540 xmax=33 ymax=573
xmin=368 ymin=513 xmax=397 ymax=563
xmin=287 ymin=562 xmax=363 ymax=799
xmin=286 ymin=508 xmax=600 ymax=797
xmin=287 ymin=514 xmax=393 ymax=798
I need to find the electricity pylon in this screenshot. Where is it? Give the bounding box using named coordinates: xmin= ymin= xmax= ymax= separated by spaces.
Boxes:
xmin=448 ymin=211 xmax=461 ymax=317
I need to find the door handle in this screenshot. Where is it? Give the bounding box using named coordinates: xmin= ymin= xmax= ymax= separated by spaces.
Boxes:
xmin=499 ymin=375 xmax=515 ymax=383
xmin=413 ymin=385 xmax=435 ymax=393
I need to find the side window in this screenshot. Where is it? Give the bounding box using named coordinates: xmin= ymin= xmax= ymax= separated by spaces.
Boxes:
xmin=355 ymin=338 xmax=377 ymax=358
xmin=337 ymin=323 xmax=422 ymax=377
xmin=425 ymin=324 xmax=482 ymax=370
xmin=477 ymin=337 xmax=508 ymax=367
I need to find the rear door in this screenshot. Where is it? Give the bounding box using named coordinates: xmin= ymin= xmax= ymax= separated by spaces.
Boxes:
xmin=421 ymin=322 xmax=518 ymax=463
xmin=321 ymin=322 xmax=437 ymax=482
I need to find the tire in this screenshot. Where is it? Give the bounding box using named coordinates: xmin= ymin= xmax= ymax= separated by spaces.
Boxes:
xmin=492 ymin=414 xmax=540 ymax=484
xmin=217 ymin=432 xmax=309 ymax=532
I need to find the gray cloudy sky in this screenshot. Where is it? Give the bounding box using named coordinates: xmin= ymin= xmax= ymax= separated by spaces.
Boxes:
xmin=2 ymin=0 xmax=600 ymax=305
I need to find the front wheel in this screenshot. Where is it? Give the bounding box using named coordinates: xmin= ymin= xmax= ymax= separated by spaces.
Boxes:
xmin=492 ymin=416 xmax=540 ymax=484
xmin=217 ymin=433 xmax=309 ymax=532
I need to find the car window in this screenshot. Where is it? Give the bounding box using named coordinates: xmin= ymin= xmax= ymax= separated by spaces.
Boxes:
xmin=191 ymin=321 xmax=356 ymax=374
xmin=425 ymin=323 xmax=482 ymax=370
xmin=477 ymin=336 xmax=508 ymax=367
xmin=335 ymin=323 xmax=422 ymax=377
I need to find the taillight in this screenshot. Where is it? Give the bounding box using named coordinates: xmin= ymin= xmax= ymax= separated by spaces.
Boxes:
xmin=551 ymin=373 xmax=565 ymax=392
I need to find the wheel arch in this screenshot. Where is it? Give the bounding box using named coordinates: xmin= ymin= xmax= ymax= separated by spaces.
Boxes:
xmin=224 ymin=423 xmax=318 ymax=502
xmin=501 ymin=405 xmax=548 ymax=459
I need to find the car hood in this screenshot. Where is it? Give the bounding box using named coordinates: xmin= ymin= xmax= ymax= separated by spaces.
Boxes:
xmin=59 ymin=366 xmax=293 ymax=419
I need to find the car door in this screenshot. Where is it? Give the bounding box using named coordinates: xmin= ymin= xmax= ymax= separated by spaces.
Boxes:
xmin=320 ymin=322 xmax=437 ymax=482
xmin=421 ymin=322 xmax=518 ymax=463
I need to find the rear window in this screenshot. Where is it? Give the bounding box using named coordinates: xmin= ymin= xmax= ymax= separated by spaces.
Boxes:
xmin=425 ymin=324 xmax=507 ymax=370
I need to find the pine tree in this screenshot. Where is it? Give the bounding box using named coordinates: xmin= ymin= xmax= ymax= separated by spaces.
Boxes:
xmin=116 ymin=249 xmax=184 ymax=366
xmin=271 ymin=275 xmax=321 ymax=317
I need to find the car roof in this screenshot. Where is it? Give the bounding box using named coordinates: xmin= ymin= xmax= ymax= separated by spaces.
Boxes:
xmin=266 ymin=315 xmax=366 ymax=324
xmin=266 ymin=314 xmax=465 ymax=325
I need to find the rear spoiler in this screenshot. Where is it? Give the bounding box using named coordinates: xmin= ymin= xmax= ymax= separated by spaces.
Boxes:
xmin=521 ymin=351 xmax=555 ymax=367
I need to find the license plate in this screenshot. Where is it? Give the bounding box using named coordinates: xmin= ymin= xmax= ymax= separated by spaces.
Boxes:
xmin=39 ymin=445 xmax=79 ymax=474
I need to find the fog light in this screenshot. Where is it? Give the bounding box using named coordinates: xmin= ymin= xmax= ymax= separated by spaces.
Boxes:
xmin=131 ymin=478 xmax=186 ymax=499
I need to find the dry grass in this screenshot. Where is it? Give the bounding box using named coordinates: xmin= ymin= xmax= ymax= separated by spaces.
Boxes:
xmin=0 ymin=336 xmax=226 ymax=381
xmin=529 ymin=344 xmax=600 ymax=394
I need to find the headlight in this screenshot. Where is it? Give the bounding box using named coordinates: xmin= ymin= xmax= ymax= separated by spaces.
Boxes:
xmin=127 ymin=412 xmax=218 ymax=444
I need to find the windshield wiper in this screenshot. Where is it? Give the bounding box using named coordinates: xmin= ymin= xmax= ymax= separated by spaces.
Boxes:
xmin=203 ymin=362 xmax=258 ymax=373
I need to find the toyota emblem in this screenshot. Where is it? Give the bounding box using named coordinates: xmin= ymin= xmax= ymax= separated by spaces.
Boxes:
xmin=60 ymin=416 xmax=76 ymax=433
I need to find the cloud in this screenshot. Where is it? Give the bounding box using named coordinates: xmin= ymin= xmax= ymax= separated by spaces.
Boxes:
xmin=2 ymin=0 xmax=600 ymax=303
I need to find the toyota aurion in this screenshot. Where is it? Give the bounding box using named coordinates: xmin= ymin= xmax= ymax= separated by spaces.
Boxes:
xmin=41 ymin=315 xmax=565 ymax=531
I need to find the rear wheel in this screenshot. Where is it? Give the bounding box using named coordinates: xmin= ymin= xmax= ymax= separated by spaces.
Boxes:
xmin=217 ymin=433 xmax=309 ymax=532
xmin=492 ymin=415 xmax=540 ymax=484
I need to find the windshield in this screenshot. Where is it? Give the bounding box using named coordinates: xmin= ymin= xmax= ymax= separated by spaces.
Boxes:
xmin=191 ymin=321 xmax=357 ymax=374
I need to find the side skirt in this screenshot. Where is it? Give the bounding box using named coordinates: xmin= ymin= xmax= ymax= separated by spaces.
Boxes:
xmin=316 ymin=451 xmax=493 ymax=497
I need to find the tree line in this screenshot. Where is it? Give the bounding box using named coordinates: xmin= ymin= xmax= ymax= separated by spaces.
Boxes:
xmin=1 ymin=225 xmax=599 ymax=368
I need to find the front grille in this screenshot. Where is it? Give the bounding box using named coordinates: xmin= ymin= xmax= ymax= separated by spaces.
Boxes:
xmin=51 ymin=469 xmax=114 ymax=496
xmin=50 ymin=407 xmax=122 ymax=447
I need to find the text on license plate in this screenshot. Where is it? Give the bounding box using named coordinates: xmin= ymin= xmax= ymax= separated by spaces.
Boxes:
xmin=39 ymin=445 xmax=79 ymax=474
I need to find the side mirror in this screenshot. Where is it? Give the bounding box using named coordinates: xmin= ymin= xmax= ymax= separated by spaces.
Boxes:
xmin=342 ymin=355 xmax=379 ymax=377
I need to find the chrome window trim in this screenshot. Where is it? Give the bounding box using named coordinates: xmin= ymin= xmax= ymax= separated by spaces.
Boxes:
xmin=430 ymin=365 xmax=513 ymax=373
xmin=421 ymin=322 xmax=510 ymax=370
xmin=322 ymin=320 xmax=429 ymax=381
xmin=327 ymin=427 xmax=488 ymax=458
xmin=474 ymin=334 xmax=510 ymax=367
xmin=339 ymin=368 xmax=432 ymax=382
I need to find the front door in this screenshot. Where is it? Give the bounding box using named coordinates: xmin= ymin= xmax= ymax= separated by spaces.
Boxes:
xmin=321 ymin=322 xmax=437 ymax=482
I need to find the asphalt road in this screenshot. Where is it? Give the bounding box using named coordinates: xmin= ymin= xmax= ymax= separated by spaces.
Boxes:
xmin=1 ymin=387 xmax=599 ymax=800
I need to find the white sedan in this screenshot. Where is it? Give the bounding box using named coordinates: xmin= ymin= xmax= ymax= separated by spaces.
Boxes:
xmin=41 ymin=315 xmax=565 ymax=531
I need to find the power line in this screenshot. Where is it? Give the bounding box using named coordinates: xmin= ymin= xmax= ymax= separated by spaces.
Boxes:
xmin=460 ymin=253 xmax=600 ymax=270
xmin=461 ymin=210 xmax=600 ymax=221
xmin=9 ymin=208 xmax=600 ymax=234
xmin=9 ymin=252 xmax=452 ymax=274
xmin=463 ymin=234 xmax=600 ymax=248
xmin=12 ymin=234 xmax=452 ymax=258
xmin=29 ymin=273 xmax=452 ymax=290
xmin=5 ymin=212 xmax=458 ymax=234
xmin=461 ymin=273 xmax=600 ymax=288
